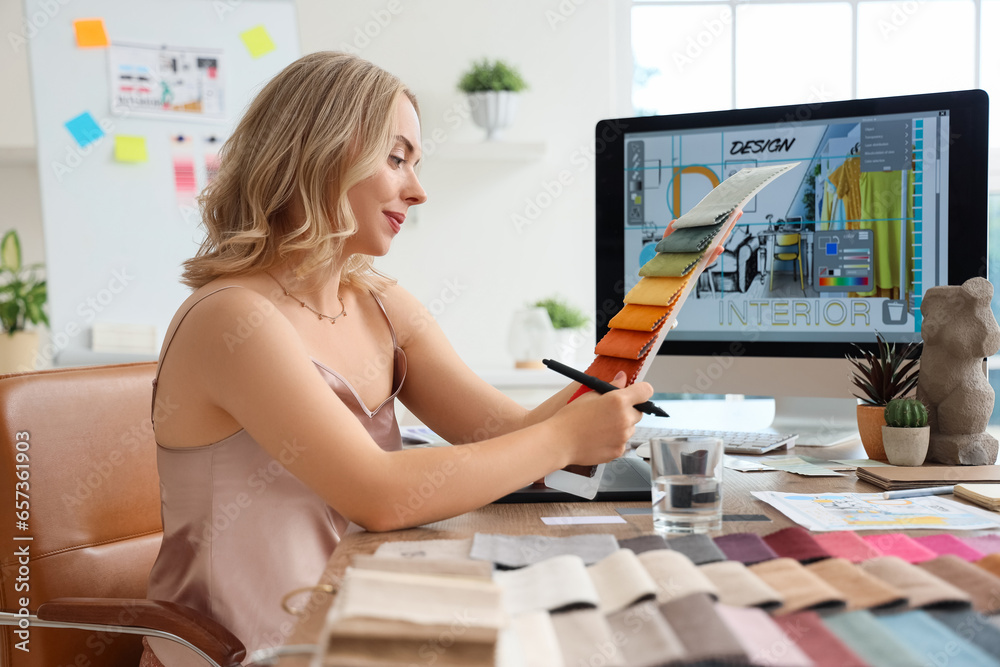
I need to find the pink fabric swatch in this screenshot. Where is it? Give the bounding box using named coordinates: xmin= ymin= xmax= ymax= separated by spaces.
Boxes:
xmin=960 ymin=534 xmax=1000 ymax=556
xmin=812 ymin=531 xmax=882 ymax=564
xmin=715 ymin=605 xmax=813 ymax=667
xmin=915 ymin=534 xmax=987 ymax=562
xmin=863 ymin=533 xmax=937 ymax=563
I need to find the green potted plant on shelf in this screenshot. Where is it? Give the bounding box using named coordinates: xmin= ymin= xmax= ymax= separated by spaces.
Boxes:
xmin=847 ymin=331 xmax=921 ymax=461
xmin=533 ymin=296 xmax=588 ymax=367
xmin=0 ymin=229 xmax=47 ymax=373
xmin=882 ymin=398 xmax=930 ymax=466
xmin=457 ymin=58 xmax=528 ymax=141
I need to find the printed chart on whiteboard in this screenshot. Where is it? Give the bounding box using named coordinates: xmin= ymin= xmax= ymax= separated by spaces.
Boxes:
xmin=108 ymin=42 xmax=225 ymax=119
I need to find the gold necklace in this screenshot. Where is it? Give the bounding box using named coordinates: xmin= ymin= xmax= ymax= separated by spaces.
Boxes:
xmin=266 ymin=271 xmax=347 ymax=325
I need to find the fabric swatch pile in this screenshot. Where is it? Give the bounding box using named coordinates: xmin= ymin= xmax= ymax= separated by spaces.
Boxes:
xmin=316 ymin=528 xmax=1000 ymax=666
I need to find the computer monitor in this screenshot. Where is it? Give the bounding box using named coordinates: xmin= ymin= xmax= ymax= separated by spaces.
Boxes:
xmin=595 ymin=90 xmax=989 ymax=444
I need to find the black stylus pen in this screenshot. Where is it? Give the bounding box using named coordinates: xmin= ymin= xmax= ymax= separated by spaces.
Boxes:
xmin=542 ymin=358 xmax=669 ymax=418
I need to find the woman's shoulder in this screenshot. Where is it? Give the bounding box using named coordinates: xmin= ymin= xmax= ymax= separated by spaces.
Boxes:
xmin=370 ymin=283 xmax=433 ymax=346
xmin=160 ymin=274 xmax=290 ymax=359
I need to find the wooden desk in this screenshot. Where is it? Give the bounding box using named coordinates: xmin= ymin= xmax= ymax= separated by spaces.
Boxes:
xmin=278 ymin=439 xmax=918 ymax=663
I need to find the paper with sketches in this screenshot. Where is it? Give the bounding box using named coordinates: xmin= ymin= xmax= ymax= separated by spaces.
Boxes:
xmin=109 ymin=42 xmax=224 ymax=119
xmin=752 ymin=491 xmax=1000 ymax=531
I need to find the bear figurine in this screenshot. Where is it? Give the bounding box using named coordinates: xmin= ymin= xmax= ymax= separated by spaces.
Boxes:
xmin=917 ymin=277 xmax=1000 ymax=465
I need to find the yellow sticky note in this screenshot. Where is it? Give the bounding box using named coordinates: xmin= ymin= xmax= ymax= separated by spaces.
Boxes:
xmin=74 ymin=18 xmax=109 ymax=48
xmin=240 ymin=25 xmax=276 ymax=58
xmin=114 ymin=136 xmax=148 ymax=163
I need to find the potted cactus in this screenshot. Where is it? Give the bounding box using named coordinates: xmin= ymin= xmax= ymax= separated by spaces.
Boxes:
xmin=882 ymin=398 xmax=930 ymax=466
xmin=847 ymin=331 xmax=921 ymax=461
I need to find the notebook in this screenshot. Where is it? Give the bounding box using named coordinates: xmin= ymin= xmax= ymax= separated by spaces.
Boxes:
xmin=856 ymin=465 xmax=1000 ymax=491
xmin=953 ymin=484 xmax=1000 ymax=511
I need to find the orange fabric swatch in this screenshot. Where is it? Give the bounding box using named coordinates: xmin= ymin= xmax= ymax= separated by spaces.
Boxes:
xmin=624 ymin=276 xmax=687 ymax=306
xmin=569 ymin=353 xmax=650 ymax=401
xmin=595 ymin=327 xmax=662 ymax=361
xmin=608 ymin=304 xmax=673 ymax=332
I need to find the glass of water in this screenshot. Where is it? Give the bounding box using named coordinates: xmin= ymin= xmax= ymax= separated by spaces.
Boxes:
xmin=650 ymin=436 xmax=723 ymax=535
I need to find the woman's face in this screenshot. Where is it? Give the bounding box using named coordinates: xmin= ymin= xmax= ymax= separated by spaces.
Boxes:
xmin=346 ymin=96 xmax=427 ymax=257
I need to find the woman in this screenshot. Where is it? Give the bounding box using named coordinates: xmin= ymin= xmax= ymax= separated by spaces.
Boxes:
xmin=141 ymin=52 xmax=652 ymax=665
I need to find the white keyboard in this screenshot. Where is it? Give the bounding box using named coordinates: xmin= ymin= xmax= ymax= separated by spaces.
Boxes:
xmin=628 ymin=426 xmax=797 ymax=455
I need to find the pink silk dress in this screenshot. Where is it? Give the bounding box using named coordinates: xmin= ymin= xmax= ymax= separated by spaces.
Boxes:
xmin=141 ymin=287 xmax=405 ymax=666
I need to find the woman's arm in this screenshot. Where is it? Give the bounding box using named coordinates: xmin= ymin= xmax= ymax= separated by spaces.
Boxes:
xmin=182 ymin=288 xmax=653 ymax=532
xmin=383 ymin=286 xmax=588 ymax=442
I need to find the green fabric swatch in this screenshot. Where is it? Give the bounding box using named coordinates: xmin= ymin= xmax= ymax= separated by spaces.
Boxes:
xmin=824 ymin=610 xmax=924 ymax=667
xmin=655 ymin=221 xmax=725 ymax=253
xmin=639 ymin=251 xmax=704 ymax=278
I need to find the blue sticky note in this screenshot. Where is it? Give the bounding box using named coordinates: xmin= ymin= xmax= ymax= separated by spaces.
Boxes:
xmin=64 ymin=112 xmax=104 ymax=148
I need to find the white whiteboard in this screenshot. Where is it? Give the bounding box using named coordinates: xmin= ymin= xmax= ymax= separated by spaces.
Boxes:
xmin=25 ymin=0 xmax=299 ymax=365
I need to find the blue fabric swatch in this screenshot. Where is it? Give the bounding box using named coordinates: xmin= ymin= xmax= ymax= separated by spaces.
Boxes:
xmin=877 ymin=610 xmax=1000 ymax=667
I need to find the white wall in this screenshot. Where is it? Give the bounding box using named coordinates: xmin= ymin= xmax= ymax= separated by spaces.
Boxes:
xmin=0 ymin=0 xmax=626 ymax=371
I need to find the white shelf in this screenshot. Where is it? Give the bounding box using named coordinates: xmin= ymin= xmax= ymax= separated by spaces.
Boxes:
xmin=0 ymin=146 xmax=37 ymax=166
xmin=478 ymin=368 xmax=565 ymax=389
xmin=433 ymin=141 xmax=546 ymax=162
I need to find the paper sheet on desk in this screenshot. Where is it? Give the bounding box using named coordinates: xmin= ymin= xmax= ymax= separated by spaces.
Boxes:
xmin=758 ymin=456 xmax=847 ymax=477
xmin=752 ymin=491 xmax=1000 ymax=531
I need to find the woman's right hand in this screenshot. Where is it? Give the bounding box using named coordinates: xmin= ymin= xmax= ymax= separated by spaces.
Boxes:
xmin=550 ymin=372 xmax=654 ymax=466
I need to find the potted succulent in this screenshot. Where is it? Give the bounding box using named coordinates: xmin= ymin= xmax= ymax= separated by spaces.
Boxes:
xmin=0 ymin=229 xmax=47 ymax=373
xmin=534 ymin=297 xmax=588 ymax=367
xmin=846 ymin=331 xmax=921 ymax=461
xmin=882 ymin=398 xmax=930 ymax=466
xmin=457 ymin=58 xmax=528 ymax=141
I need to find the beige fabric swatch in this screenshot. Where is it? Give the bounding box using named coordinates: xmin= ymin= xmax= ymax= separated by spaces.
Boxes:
xmin=351 ymin=554 xmax=493 ymax=580
xmin=324 ymin=635 xmax=495 ymax=667
xmin=859 ymin=555 xmax=972 ymax=609
xmin=699 ymin=560 xmax=784 ymax=609
xmin=550 ymin=608 xmax=627 ymax=667
xmin=493 ymin=554 xmax=600 ymax=616
xmin=749 ymin=557 xmax=847 ymax=616
xmin=328 ymin=567 xmax=505 ymax=643
xmin=807 ymin=557 xmax=907 ymax=611
xmin=503 ymin=611 xmax=563 ymax=667
xmin=637 ymin=549 xmax=719 ymax=604
xmin=606 ymin=601 xmax=687 ymax=667
xmin=918 ymin=554 xmax=1000 ymax=614
xmin=587 ymin=549 xmax=658 ymax=614
xmin=373 ymin=538 xmax=473 ymax=560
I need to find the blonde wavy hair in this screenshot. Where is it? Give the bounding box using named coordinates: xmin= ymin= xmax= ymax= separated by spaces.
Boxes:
xmin=182 ymin=52 xmax=417 ymax=291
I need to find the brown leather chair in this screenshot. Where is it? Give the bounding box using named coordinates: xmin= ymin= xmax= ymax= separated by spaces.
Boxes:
xmin=0 ymin=362 xmax=245 ymax=667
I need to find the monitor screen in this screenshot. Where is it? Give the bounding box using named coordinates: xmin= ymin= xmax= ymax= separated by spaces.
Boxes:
xmin=595 ymin=90 xmax=988 ymax=440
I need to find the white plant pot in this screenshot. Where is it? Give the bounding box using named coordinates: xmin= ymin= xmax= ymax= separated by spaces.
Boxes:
xmin=508 ymin=307 xmax=554 ymax=369
xmin=0 ymin=330 xmax=38 ymax=374
xmin=468 ymin=91 xmax=519 ymax=141
xmin=552 ymin=328 xmax=587 ymax=368
xmin=881 ymin=425 xmax=930 ymax=466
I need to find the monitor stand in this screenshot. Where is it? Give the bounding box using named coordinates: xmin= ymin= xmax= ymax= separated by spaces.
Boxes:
xmin=769 ymin=396 xmax=860 ymax=447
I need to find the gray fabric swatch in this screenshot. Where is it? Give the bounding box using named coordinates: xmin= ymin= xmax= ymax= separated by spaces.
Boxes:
xmin=607 ymin=601 xmax=687 ymax=667
xmin=619 ymin=535 xmax=670 ymax=555
xmin=469 ymin=532 xmax=619 ymax=569
xmin=665 ymin=533 xmax=727 ymax=564
xmin=655 ymin=221 xmax=725 ymax=253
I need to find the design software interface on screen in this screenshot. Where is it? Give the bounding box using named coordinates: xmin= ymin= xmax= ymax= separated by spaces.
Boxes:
xmin=623 ymin=111 xmax=949 ymax=345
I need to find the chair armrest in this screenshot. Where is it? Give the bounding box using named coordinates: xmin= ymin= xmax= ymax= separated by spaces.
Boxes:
xmin=37 ymin=598 xmax=246 ymax=667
